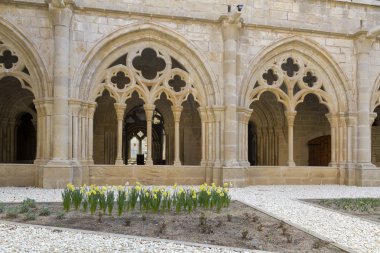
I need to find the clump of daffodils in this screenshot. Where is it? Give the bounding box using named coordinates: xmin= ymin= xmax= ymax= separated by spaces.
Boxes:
xmin=61 ymin=182 xmax=231 ymax=215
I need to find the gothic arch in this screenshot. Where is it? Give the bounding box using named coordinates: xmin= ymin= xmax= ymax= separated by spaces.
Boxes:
xmin=240 ymin=36 xmax=351 ymax=113
xmin=72 ymin=23 xmax=220 ymax=107
xmin=0 ymin=18 xmax=50 ymax=98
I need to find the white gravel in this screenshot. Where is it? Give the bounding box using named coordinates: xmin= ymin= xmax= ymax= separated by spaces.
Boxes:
xmin=0 ymin=185 xmax=379 ymax=253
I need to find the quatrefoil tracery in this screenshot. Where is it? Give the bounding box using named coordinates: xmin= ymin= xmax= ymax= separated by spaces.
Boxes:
xmin=0 ymin=41 xmax=32 ymax=93
xmin=99 ymin=47 xmax=195 ymax=106
xmin=251 ymin=56 xmax=332 ymax=112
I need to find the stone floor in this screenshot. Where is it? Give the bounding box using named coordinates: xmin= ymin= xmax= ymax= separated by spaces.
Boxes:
xmin=0 ymin=185 xmax=379 ymax=253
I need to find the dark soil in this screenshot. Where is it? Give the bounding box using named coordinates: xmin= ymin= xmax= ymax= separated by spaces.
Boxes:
xmin=305 ymin=198 xmax=380 ymax=224
xmin=0 ymin=201 xmax=345 ymax=252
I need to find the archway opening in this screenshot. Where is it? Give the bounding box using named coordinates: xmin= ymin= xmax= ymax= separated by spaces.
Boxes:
xmin=180 ymin=94 xmax=201 ymax=165
xmin=371 ymin=105 xmax=380 ymax=166
xmin=248 ymin=92 xmax=287 ymax=166
xmin=93 ymin=90 xmax=117 ymax=164
xmin=0 ymin=76 xmax=36 ymax=163
xmin=295 ymin=94 xmax=330 ymax=166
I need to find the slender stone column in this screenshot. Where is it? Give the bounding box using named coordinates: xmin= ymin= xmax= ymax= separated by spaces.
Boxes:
xmin=237 ymin=107 xmax=252 ymax=166
xmin=221 ymin=13 xmax=242 ymax=167
xmin=114 ymin=103 xmax=126 ymax=165
xmin=172 ymin=106 xmax=183 ymax=166
xmin=87 ymin=103 xmax=96 ymax=164
xmin=326 ymin=113 xmax=338 ymax=166
xmin=285 ymin=111 xmax=297 ymax=167
xmin=80 ymin=104 xmax=88 ymax=162
xmin=198 ymin=107 xmax=207 ymax=166
xmin=354 ymin=35 xmax=375 ymax=165
xmin=48 ymin=1 xmax=73 ymax=164
xmin=69 ymin=100 xmax=81 ymax=163
xmin=212 ymin=106 xmax=224 ymax=167
xmin=9 ymin=121 xmax=16 ymax=162
xmin=144 ymin=104 xmax=155 ymax=166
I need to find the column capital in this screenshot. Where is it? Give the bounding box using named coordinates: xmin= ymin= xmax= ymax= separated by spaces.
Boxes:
xmin=171 ymin=105 xmax=183 ymax=122
xmin=237 ymin=107 xmax=253 ymax=125
xmin=212 ymin=106 xmax=224 ymax=122
xmin=114 ymin=103 xmax=126 ymax=121
xmin=220 ymin=12 xmax=243 ymax=40
xmin=370 ymin=112 xmax=377 ymax=125
xmin=87 ymin=102 xmax=97 ymax=118
xmin=69 ymin=99 xmax=82 ymax=116
xmin=34 ymin=98 xmax=53 ymax=116
xmin=354 ymin=34 xmax=375 ymax=54
xmin=206 ymin=107 xmax=215 ymax=123
xmin=48 ymin=0 xmax=75 ymax=27
xmin=285 ymin=111 xmax=297 ymax=126
xmin=143 ymin=104 xmax=155 ymax=120
xmin=325 ymin=113 xmax=339 ymax=127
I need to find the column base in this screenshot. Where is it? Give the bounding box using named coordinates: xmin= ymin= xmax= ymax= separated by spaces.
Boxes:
xmin=43 ymin=163 xmax=73 ymax=188
xmin=287 ymin=161 xmax=296 ymax=167
xmin=213 ymin=160 xmax=221 ymax=168
xmin=223 ymin=160 xmax=240 ymax=168
xmin=115 ymin=159 xmax=124 ymax=166
xmin=355 ymin=163 xmax=380 ymax=186
xmin=200 ymin=160 xmax=207 ymax=167
xmin=145 ymin=159 xmax=153 ymax=166
xmin=222 ymin=166 xmax=246 ymax=187
xmin=239 ymin=161 xmax=250 ymax=167
xmin=173 ymin=161 xmax=182 ymax=166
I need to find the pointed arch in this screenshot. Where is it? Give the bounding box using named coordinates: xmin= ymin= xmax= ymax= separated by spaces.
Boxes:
xmin=0 ymin=18 xmax=50 ymax=98
xmin=72 ymin=22 xmax=220 ymax=107
xmin=240 ymin=36 xmax=351 ymax=113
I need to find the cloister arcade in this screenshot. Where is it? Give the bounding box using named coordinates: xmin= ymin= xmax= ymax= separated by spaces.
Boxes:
xmin=0 ymin=9 xmax=380 ymax=187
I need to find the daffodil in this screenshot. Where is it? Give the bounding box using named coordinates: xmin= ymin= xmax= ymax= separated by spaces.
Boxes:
xmin=223 ymin=182 xmax=229 ymax=188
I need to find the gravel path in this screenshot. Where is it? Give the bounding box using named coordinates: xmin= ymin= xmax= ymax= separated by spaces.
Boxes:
xmin=0 ymin=185 xmax=379 ymax=253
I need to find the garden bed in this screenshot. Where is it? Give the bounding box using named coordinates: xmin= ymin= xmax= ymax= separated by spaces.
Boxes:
xmin=304 ymin=198 xmax=380 ymax=224
xmin=0 ymin=200 xmax=345 ymax=252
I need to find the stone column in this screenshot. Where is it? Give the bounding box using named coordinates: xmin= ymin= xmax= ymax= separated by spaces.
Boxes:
xmin=48 ymin=1 xmax=73 ymax=164
xmin=69 ymin=100 xmax=81 ymax=163
xmin=87 ymin=103 xmax=96 ymax=164
xmin=198 ymin=107 xmax=207 ymax=166
xmin=212 ymin=106 xmax=224 ymax=168
xmin=144 ymin=104 xmax=155 ymax=166
xmin=326 ymin=113 xmax=338 ymax=166
xmin=114 ymin=103 xmax=126 ymax=165
xmin=237 ymin=107 xmax=253 ymax=166
xmin=354 ymin=35 xmax=375 ymax=165
xmin=80 ymin=103 xmax=88 ymax=162
xmin=285 ymin=111 xmax=297 ymax=167
xmin=221 ymin=13 xmax=242 ymax=167
xmin=9 ymin=120 xmax=16 ymax=163
xmin=172 ymin=106 xmax=183 ymax=166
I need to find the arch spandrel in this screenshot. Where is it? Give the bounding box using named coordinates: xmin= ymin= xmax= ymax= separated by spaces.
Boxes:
xmin=0 ymin=18 xmax=50 ymax=99
xmin=73 ymin=23 xmax=220 ymax=107
xmin=240 ymin=36 xmax=351 ymax=114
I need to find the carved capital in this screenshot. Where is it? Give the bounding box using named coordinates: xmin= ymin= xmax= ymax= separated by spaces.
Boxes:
xmin=370 ymin=112 xmax=377 ymax=126
xmin=212 ymin=106 xmax=224 ymax=122
xmin=285 ymin=111 xmax=297 ymax=126
xmin=354 ymin=34 xmax=375 ymax=54
xmin=69 ymin=99 xmax=82 ymax=117
xmin=87 ymin=102 xmax=97 ymax=118
xmin=197 ymin=106 xmax=207 ymax=122
xmin=47 ymin=0 xmax=74 ymax=27
xmin=325 ymin=113 xmax=339 ymax=127
xmin=237 ymin=107 xmax=253 ymax=125
xmin=171 ymin=105 xmax=183 ymax=122
xmin=143 ymin=104 xmax=155 ymax=121
xmin=114 ymin=103 xmax=126 ymax=121
xmin=220 ymin=12 xmax=243 ymax=41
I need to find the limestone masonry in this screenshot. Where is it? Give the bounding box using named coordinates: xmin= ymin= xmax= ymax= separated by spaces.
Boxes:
xmin=0 ymin=0 xmax=380 ymax=187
